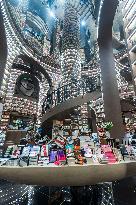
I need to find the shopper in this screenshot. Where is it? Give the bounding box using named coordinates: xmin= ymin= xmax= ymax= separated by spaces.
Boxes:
xmin=42 ymin=101 xmax=45 ymax=114
xmin=46 ymin=86 xmax=53 ymax=110
xmin=64 ymin=84 xmax=68 ymax=101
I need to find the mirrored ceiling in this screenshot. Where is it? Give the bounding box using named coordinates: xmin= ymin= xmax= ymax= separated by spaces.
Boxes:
xmin=6 ymin=0 xmax=101 ymax=63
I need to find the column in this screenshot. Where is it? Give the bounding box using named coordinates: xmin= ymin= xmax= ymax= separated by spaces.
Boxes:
xmin=99 ymin=43 xmax=124 ymax=139
xmin=98 ymin=0 xmax=125 ymax=139
xmin=61 ymin=1 xmax=81 ymax=84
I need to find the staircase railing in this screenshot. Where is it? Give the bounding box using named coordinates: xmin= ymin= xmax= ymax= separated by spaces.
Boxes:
xmin=42 ymin=76 xmax=100 ymax=114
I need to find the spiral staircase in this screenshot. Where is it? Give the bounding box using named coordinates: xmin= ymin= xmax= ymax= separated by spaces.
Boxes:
xmin=40 ymin=77 xmax=101 ymax=136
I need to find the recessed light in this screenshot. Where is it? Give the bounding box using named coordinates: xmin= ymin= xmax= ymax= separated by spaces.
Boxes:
xmin=49 ymin=10 xmax=55 ymax=18
xmin=81 ymin=20 xmax=85 ymax=26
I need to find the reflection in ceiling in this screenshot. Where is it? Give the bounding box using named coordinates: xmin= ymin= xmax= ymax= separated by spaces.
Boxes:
xmin=6 ymin=0 xmax=101 ymax=63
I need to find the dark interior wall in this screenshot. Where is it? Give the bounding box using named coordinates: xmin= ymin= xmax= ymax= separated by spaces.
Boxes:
xmin=0 ymin=7 xmax=7 ymax=90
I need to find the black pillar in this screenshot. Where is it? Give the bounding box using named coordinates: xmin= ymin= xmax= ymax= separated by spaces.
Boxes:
xmin=98 ymin=0 xmax=124 ymax=139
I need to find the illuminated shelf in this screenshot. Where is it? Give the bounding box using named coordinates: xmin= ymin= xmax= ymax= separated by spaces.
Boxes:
xmin=128 ymin=29 xmax=136 ymax=40
xmin=123 ymin=1 xmax=136 ymax=20
xmin=125 ymin=15 xmax=136 ymax=33
xmin=132 ymin=59 xmax=136 ymax=65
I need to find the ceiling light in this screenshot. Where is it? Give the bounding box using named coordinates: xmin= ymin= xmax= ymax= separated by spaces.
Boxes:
xmin=49 ymin=10 xmax=55 ymax=18
xmin=81 ymin=20 xmax=85 ymax=26
xmin=60 ymin=0 xmax=64 ymax=2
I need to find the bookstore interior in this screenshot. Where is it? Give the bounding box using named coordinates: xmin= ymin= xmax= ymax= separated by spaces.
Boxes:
xmin=0 ymin=0 xmax=136 ymax=204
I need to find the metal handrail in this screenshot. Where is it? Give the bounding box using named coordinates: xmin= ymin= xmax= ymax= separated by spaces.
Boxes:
xmin=42 ymin=77 xmax=100 ymax=114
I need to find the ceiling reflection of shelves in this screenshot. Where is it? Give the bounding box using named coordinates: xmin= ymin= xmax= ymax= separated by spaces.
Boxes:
xmin=128 ymin=29 xmax=136 ymax=41
xmin=130 ymin=45 xmax=136 ymax=53
xmin=132 ymin=59 xmax=136 ymax=65
xmin=123 ymin=0 xmax=135 ymax=10
xmin=125 ymin=14 xmax=136 ymax=31
xmin=123 ymin=1 xmax=136 ymax=20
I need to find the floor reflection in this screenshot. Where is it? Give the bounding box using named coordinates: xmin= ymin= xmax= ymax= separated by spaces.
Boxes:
xmin=113 ymin=177 xmax=136 ymax=205
xmin=0 ymin=177 xmax=135 ymax=205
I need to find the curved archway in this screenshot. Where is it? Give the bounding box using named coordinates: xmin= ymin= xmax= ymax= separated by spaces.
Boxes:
xmin=12 ymin=54 xmax=52 ymax=86
xmin=0 ymin=7 xmax=7 ymax=90
xmin=12 ymin=62 xmax=43 ymax=82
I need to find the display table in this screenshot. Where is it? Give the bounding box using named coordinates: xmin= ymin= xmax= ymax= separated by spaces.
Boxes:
xmin=0 ymin=161 xmax=136 ymax=186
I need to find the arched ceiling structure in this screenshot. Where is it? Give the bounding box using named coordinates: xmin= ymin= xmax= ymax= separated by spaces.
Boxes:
xmin=12 ymin=54 xmax=52 ymax=86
